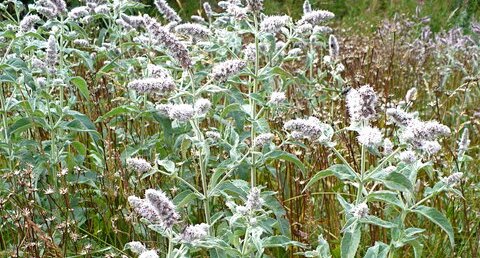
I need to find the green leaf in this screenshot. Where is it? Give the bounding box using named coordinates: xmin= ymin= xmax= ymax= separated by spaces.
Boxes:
xmin=8 ymin=117 xmax=32 ymax=135
xmin=380 ymin=172 xmax=412 ymax=193
xmin=361 ymin=216 xmax=397 ymax=228
xmin=172 ymin=190 xmax=198 ymax=208
xmin=70 ymin=77 xmax=90 ymax=100
xmin=71 ymin=49 xmax=94 ymax=71
xmin=65 ymin=110 xmax=101 ymax=142
xmin=341 ymin=224 xmax=361 ymax=258
xmin=330 ymin=164 xmax=357 ymax=181
xmin=336 ymin=194 xmax=353 ymax=211
xmin=367 ymin=191 xmax=404 ymax=208
xmin=303 ymin=169 xmax=334 ymax=192
xmin=96 ymin=60 xmax=119 ymax=78
xmin=364 ymin=242 xmax=389 ymax=258
xmin=220 ymin=103 xmax=243 ymax=118
xmin=157 ymin=159 xmax=175 ymax=173
xmin=96 ymin=105 xmax=138 ymax=122
xmin=265 ymin=150 xmax=306 ymax=176
xmin=413 ymin=205 xmax=454 ymax=247
xmin=261 ymin=235 xmax=307 ymax=249
xmin=410 ymin=240 xmax=424 ymax=258
xmin=271 ymin=66 xmax=294 ymax=80
xmin=70 ymin=141 xmax=87 ymax=156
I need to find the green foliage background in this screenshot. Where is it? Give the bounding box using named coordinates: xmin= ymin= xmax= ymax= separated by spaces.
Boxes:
xmin=19 ymin=0 xmax=479 ymax=32
xmin=149 ymin=0 xmax=479 ymax=32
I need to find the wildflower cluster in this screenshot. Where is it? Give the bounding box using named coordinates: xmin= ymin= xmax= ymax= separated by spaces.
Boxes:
xmin=284 ymin=116 xmax=333 ymax=144
xmin=0 ymin=0 xmax=474 ymax=257
xmin=128 ymin=189 xmax=180 ymax=228
xmin=211 ymin=60 xmax=247 ymax=82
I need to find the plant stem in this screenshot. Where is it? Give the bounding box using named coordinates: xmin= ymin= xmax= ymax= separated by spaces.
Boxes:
xmin=410 ymin=186 xmax=445 ymax=210
xmin=356 ymin=143 xmax=366 ymax=204
xmin=241 ymin=226 xmax=250 ymax=256
xmin=367 ymin=147 xmax=402 ymax=177
xmin=0 ymin=84 xmax=14 ymax=172
xmin=250 ymin=13 xmax=260 ymax=188
xmin=167 ymin=231 xmax=174 ymax=258
xmin=331 ymin=146 xmax=357 ymax=179
xmin=187 ymin=70 xmax=212 ymax=231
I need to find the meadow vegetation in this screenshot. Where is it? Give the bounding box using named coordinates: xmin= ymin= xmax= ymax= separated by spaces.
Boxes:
xmin=0 ymin=0 xmax=479 ymax=257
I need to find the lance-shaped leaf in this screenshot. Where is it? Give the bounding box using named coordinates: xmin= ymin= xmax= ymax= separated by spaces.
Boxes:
xmin=413 ymin=205 xmax=454 ymax=247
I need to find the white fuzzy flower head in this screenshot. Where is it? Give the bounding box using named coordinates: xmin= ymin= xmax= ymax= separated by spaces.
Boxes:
xmin=442 ymin=172 xmax=463 ymax=186
xmin=236 ymin=205 xmax=249 ymax=215
xmin=211 ymin=60 xmax=246 ymax=82
xmin=139 ymin=250 xmax=159 ymax=258
xmin=126 ymin=158 xmax=152 ymax=173
xmin=147 ymin=64 xmax=171 ymax=79
xmin=125 ymin=241 xmax=147 ymax=254
xmin=421 ymin=121 xmax=451 ymax=140
xmin=296 ymin=23 xmax=313 ymax=35
xmin=206 ymin=131 xmax=221 ymax=140
xmin=303 ymin=0 xmax=312 ymax=14
xmin=269 ymin=91 xmax=286 ymax=105
xmin=246 ymin=0 xmax=263 ymax=12
xmin=346 ymin=85 xmax=378 ymax=124
xmin=298 ymin=10 xmax=335 ymax=25
xmin=276 ymin=41 xmax=286 ymax=52
xmin=180 ymin=223 xmax=210 ymax=243
xmin=243 ymin=43 xmax=256 ymax=61
xmin=284 ymin=116 xmax=333 ymax=143
xmin=328 ymin=35 xmax=339 ymax=59
xmin=313 ymin=26 xmax=333 ymax=34
xmin=154 ymin=0 xmax=181 ymax=22
xmin=118 ymin=14 xmax=144 ymax=30
xmin=458 ymin=128 xmax=470 ymax=157
xmin=246 ymin=187 xmax=264 ymax=211
xmin=20 ymin=14 xmax=41 ymax=33
xmin=175 ymin=23 xmax=210 ymax=41
xmin=398 ymin=150 xmax=417 ymax=164
xmin=190 ymin=15 xmax=205 ymax=23
xmin=68 ymin=6 xmax=90 ymax=20
xmin=351 ymin=203 xmax=369 ymax=218
xmin=288 ymin=48 xmax=303 ymax=56
xmin=357 ymin=126 xmax=383 ymax=147
xmin=46 ymin=35 xmax=58 ymax=72
xmin=254 ymin=133 xmax=274 ymax=147
xmin=143 ymin=15 xmax=191 ymax=68
xmin=128 ymin=196 xmax=161 ymax=223
xmin=335 ymin=63 xmax=345 ymax=72
xmin=145 ymin=189 xmax=180 ymax=228
xmin=50 ymin=0 xmax=67 ymax=13
xmin=400 ymin=119 xmax=450 ymax=149
xmin=191 ymin=15 xmax=205 ymax=23
xmin=323 ymin=55 xmax=332 ymax=64
xmin=386 ymin=108 xmax=414 ymax=127
xmin=383 ymin=138 xmax=394 ymax=155
xmin=231 ymin=7 xmax=248 ymax=20
xmin=73 ymin=39 xmax=89 ymax=47
xmin=194 ymin=98 xmax=211 ymax=116
xmin=260 ymin=15 xmax=291 ymax=33
xmin=421 ymin=140 xmax=441 ymax=155
xmin=128 ymin=77 xmax=175 ymax=95
xmin=32 ymin=57 xmax=46 ymax=70
xmin=384 ymin=166 xmax=397 ymax=174
xmin=405 ymin=87 xmax=417 ymax=103
xmin=168 ymin=104 xmax=195 ymax=122
xmin=156 ymin=103 xmax=172 ymax=117
xmin=203 ymin=2 xmax=213 ymax=17
xmin=35 ymin=1 xmax=59 ymax=18
xmin=37 ymin=77 xmax=47 ymax=87
xmin=94 ymin=5 xmax=109 ymax=14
